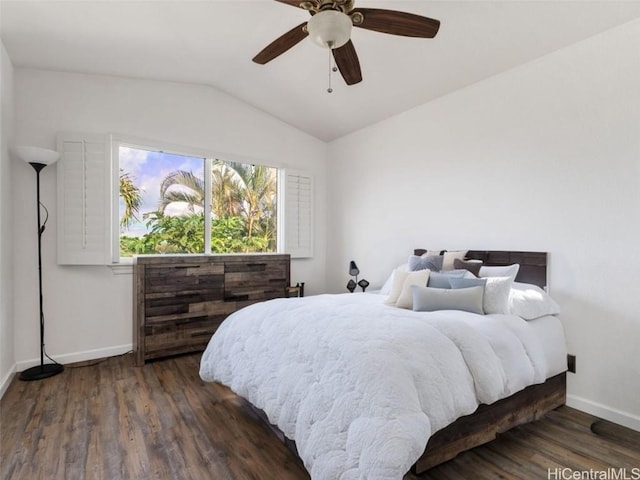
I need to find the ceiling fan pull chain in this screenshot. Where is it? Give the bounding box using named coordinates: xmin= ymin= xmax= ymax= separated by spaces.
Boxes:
xmin=327 ymin=47 xmax=334 ymax=93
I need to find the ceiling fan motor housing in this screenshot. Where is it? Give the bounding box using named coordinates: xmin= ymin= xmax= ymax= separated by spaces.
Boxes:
xmin=308 ymin=1 xmax=355 ymax=13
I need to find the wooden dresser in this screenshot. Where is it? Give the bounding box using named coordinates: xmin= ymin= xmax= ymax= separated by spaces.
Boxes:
xmin=133 ymin=254 xmax=290 ymax=365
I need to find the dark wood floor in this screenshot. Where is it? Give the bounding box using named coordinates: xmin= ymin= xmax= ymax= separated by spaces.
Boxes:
xmin=1 ymin=353 xmax=638 ymax=480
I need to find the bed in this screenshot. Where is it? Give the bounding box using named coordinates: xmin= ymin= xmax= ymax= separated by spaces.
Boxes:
xmin=199 ymin=250 xmax=567 ymax=479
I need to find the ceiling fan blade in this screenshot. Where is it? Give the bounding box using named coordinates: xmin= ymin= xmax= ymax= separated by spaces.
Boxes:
xmin=252 ymin=22 xmax=308 ymax=65
xmin=274 ymin=0 xmax=306 ymax=8
xmin=332 ymin=40 xmax=362 ymax=86
xmin=352 ymin=8 xmax=440 ymax=38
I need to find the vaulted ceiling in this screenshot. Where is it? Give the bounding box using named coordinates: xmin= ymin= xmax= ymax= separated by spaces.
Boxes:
xmin=2 ymin=1 xmax=640 ymax=141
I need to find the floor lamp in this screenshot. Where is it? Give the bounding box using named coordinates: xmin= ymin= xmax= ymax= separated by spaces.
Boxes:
xmin=14 ymin=146 xmax=65 ymax=381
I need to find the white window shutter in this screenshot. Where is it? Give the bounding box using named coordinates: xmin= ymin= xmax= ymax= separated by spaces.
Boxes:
xmin=282 ymin=170 xmax=313 ymax=258
xmin=57 ymin=133 xmax=111 ymax=265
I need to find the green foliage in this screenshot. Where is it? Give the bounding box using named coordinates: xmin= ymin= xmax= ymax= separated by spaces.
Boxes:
xmin=210 ymin=216 xmax=270 ymax=253
xmin=120 ymin=213 xmax=274 ymax=257
xmin=148 ymin=212 xmax=206 ymax=253
xmin=119 ymin=236 xmax=154 ymax=256
xmin=120 ymin=212 xmax=203 ymax=255
xmin=119 ymin=169 xmax=141 ymax=229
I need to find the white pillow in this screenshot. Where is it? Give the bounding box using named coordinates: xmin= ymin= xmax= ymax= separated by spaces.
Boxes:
xmin=412 ymin=285 xmax=484 ymax=314
xmin=395 ymin=270 xmax=430 ymax=309
xmin=479 ymin=264 xmax=520 ymax=282
xmin=442 ymin=250 xmax=468 ymax=270
xmin=483 ymin=276 xmax=513 ymax=314
xmin=385 ymin=269 xmax=408 ymax=304
xmin=380 ymin=263 xmax=408 ymax=295
xmin=509 ymin=282 xmax=560 ymax=320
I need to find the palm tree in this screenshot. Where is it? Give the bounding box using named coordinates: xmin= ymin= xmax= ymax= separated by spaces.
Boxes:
xmin=226 ymin=161 xmax=277 ymax=241
xmin=119 ymin=169 xmax=141 ymax=229
xmin=211 ymin=162 xmax=243 ymax=218
xmin=158 ymin=170 xmax=204 ymax=213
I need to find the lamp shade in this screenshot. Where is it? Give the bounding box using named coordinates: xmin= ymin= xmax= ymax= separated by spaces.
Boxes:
xmin=13 ymin=146 xmax=60 ymax=166
xmin=307 ymin=10 xmax=352 ymax=49
xmin=349 ymin=260 xmax=360 ymax=277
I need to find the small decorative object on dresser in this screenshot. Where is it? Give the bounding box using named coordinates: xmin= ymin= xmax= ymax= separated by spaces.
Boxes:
xmin=133 ymin=254 xmax=290 ymax=365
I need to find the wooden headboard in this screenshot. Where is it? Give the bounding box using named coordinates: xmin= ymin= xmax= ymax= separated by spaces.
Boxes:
xmin=413 ymin=249 xmax=548 ymax=288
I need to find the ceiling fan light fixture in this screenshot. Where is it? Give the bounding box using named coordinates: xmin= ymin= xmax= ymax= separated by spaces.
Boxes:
xmin=307 ymin=10 xmax=352 ymax=49
xmin=253 ymin=1 xmax=440 ymax=87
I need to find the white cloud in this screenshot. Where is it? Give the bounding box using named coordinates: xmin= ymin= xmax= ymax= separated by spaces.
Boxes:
xmin=164 ymin=202 xmax=204 ymax=217
xmin=119 ymin=146 xmax=149 ymax=177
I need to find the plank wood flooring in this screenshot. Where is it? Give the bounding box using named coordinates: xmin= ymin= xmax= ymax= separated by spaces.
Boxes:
xmin=1 ymin=353 xmax=638 ymax=480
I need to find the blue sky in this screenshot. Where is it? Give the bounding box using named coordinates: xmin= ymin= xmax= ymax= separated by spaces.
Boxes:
xmin=119 ymin=146 xmax=204 ymax=237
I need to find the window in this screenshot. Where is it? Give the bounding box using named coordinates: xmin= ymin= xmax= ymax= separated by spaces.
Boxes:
xmin=56 ymin=133 xmax=312 ymax=265
xmin=118 ymin=144 xmax=278 ymax=258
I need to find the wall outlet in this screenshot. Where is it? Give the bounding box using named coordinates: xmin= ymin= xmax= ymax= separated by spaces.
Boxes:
xmin=567 ymin=354 xmax=576 ymax=373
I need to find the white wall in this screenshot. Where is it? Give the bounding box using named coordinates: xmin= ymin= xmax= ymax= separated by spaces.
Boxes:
xmin=327 ymin=20 xmax=640 ymax=429
xmin=12 ymin=69 xmax=327 ymax=368
xmin=0 ymin=42 xmax=16 ymax=397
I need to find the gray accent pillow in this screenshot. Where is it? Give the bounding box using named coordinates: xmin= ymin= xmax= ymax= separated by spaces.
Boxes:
xmin=448 ymin=277 xmax=487 ymax=290
xmin=427 ymin=270 xmax=468 ymax=289
xmin=449 ymin=277 xmax=487 ymax=314
xmin=408 ymin=254 xmax=443 ymax=272
xmin=411 ymin=285 xmax=485 ymax=315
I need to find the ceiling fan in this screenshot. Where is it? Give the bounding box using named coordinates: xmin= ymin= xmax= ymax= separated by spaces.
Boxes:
xmin=253 ymin=0 xmax=440 ymax=87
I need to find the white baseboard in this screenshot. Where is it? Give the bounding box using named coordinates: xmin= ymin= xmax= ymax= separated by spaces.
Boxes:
xmin=567 ymin=394 xmax=640 ymax=432
xmin=15 ymin=344 xmax=133 ymax=372
xmin=0 ymin=364 xmax=17 ymax=400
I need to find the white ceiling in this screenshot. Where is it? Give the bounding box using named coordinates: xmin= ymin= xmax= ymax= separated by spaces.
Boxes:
xmin=2 ymin=0 xmax=640 ymax=141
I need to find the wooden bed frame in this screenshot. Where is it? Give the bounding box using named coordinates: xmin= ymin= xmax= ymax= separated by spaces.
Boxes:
xmin=252 ymin=250 xmax=566 ymax=475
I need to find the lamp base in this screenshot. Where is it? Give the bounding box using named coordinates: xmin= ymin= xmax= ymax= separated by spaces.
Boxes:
xmin=19 ymin=363 xmax=64 ymax=381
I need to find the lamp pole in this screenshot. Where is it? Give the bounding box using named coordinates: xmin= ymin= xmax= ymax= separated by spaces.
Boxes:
xmin=19 ymin=161 xmax=64 ymax=381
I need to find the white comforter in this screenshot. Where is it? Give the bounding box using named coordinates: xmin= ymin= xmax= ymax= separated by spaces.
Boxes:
xmin=199 ymin=293 xmax=549 ymax=480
